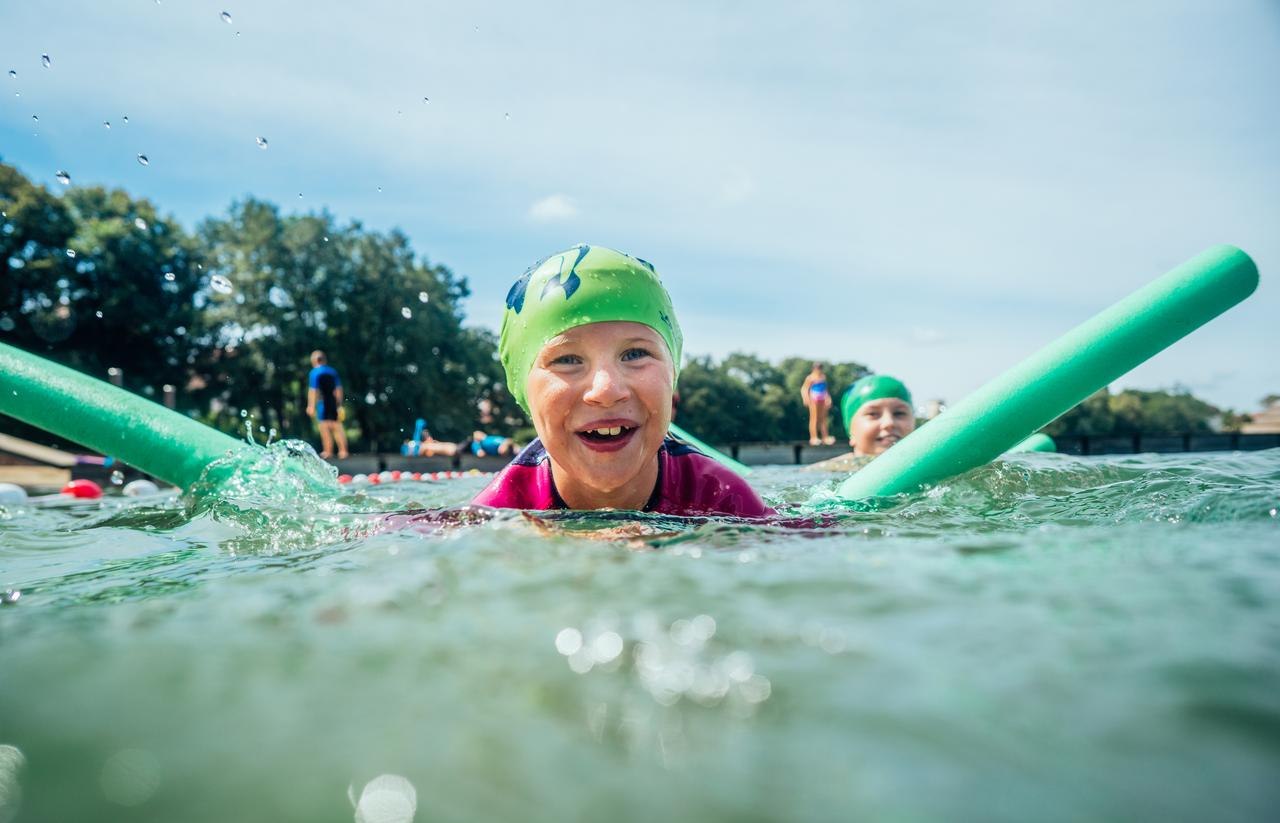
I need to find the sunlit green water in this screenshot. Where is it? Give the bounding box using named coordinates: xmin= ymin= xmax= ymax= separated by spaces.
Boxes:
xmin=2 ymin=448 xmax=1278 ymax=822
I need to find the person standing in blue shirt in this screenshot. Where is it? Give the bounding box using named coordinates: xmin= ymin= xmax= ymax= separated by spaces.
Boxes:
xmin=306 ymin=350 xmax=349 ymax=459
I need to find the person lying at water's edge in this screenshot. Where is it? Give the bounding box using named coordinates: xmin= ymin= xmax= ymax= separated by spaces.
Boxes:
xmin=471 ymin=431 xmax=516 ymax=457
xmin=470 ymin=244 xmax=773 ymax=517
xmin=403 ymin=421 xmax=459 ymax=457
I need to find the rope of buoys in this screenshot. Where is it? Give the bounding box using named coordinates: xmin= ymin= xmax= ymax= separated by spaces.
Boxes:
xmin=338 ymin=469 xmax=493 ymax=486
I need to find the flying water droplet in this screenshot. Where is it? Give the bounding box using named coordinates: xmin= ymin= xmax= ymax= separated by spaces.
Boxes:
xmin=30 ymin=114 xmax=37 ymax=122
xmin=134 ymin=217 xmax=147 ymax=230
xmin=136 ymin=154 xmax=149 ymax=166
xmin=7 ymin=70 xmax=15 ymax=80
xmin=41 ymin=54 xmax=51 ymax=69
xmin=365 ymin=391 xmax=377 ymax=405
xmin=418 ymin=291 xmax=429 ymax=303
xmin=220 ymin=11 xmax=232 ymax=24
xmin=163 ymin=272 xmax=176 ymax=282
xmin=95 ymin=310 xmax=103 ymax=318
xmin=504 ymin=112 xmax=510 ymax=120
xmin=422 ymin=96 xmax=429 ymax=104
xmin=297 ymin=192 xmax=303 ymax=199
xmin=256 ymin=136 xmax=268 ymax=149
xmin=322 ymin=236 xmax=329 ymax=242
xmin=55 ymin=170 xmax=71 ymax=185
xmin=110 ymin=470 xmax=124 ymax=485
xmin=376 ymin=186 xmax=383 ymax=193
xmin=122 ymin=115 xmax=130 ymax=124
xmin=210 ymin=274 xmax=233 ymax=294
xmin=103 ymin=120 xmax=111 ymax=129
xmin=65 ymin=249 xmax=76 ymax=258
xmin=400 ymin=307 xmax=412 ymax=319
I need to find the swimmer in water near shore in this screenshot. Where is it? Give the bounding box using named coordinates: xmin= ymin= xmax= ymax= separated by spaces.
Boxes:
xmin=806 ymin=374 xmax=915 ymax=472
xmin=470 ymin=244 xmax=772 ymax=517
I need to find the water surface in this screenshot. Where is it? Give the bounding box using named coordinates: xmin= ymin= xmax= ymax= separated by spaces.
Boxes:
xmin=2 ymin=448 xmax=1278 ymax=822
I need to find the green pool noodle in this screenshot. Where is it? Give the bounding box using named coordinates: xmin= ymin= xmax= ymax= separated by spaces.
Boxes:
xmin=837 ymin=245 xmax=1258 ymax=500
xmin=668 ymin=422 xmax=752 ymax=476
xmin=0 ymin=340 xmax=249 ymax=489
xmin=1006 ymin=432 xmax=1056 ymax=454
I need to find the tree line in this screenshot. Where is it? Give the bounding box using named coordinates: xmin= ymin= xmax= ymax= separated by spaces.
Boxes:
xmin=0 ymin=161 xmax=1250 ymax=454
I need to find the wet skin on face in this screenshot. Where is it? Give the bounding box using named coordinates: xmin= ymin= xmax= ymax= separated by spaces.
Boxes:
xmin=525 ymin=321 xmax=674 ymax=510
xmin=850 ymin=397 xmax=916 ymax=456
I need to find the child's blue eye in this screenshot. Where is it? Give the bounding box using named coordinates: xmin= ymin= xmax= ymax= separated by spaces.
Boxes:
xmin=622 ymin=348 xmax=652 ymax=362
xmin=551 ymin=354 xmax=582 ymax=366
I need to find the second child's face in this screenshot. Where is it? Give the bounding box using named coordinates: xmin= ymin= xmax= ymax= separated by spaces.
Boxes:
xmin=525 ymin=321 xmax=674 ymax=509
xmin=850 ymin=398 xmax=916 ymax=455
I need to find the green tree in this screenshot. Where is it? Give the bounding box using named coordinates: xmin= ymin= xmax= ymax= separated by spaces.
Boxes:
xmin=1 ymin=164 xmax=206 ymax=403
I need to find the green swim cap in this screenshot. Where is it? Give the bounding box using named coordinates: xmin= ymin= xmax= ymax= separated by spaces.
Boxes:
xmin=841 ymin=375 xmax=913 ymax=431
xmin=499 ymin=244 xmax=683 ymax=414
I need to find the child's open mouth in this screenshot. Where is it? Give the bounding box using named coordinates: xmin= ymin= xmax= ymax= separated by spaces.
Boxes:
xmin=576 ymin=424 xmax=639 ymax=452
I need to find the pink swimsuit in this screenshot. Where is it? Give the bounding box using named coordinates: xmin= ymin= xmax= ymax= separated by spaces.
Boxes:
xmin=471 ymin=436 xmax=774 ymax=518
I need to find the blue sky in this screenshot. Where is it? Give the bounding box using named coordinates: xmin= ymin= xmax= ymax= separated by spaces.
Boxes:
xmin=3 ymin=0 xmax=1277 ymax=410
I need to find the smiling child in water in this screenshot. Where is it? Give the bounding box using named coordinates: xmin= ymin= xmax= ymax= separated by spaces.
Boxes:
xmin=842 ymin=375 xmax=916 ymax=455
xmin=471 ymin=245 xmax=772 ymax=517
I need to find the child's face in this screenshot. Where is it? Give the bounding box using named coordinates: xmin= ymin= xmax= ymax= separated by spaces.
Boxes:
xmin=850 ymin=398 xmax=915 ymax=455
xmin=525 ymin=321 xmax=673 ymax=507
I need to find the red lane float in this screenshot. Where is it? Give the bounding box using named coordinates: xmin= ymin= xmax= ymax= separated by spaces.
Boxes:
xmin=61 ymin=479 xmax=103 ymax=499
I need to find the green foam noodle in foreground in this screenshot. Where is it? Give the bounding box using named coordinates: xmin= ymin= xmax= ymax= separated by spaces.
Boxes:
xmin=837 ymin=245 xmax=1258 ymax=500
xmin=0 ymin=341 xmax=249 ymax=489
xmin=668 ymin=422 xmax=752 ymax=476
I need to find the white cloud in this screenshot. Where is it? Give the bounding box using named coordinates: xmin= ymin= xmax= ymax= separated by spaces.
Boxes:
xmin=911 ymin=327 xmax=948 ymax=346
xmin=528 ymin=194 xmax=579 ymax=222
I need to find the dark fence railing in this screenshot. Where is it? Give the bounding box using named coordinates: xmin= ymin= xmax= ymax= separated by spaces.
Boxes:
xmin=720 ymin=432 xmax=1280 ymax=466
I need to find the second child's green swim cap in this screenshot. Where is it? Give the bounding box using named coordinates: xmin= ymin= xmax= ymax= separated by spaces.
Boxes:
xmin=841 ymin=375 xmax=913 ymax=432
xmin=499 ymin=244 xmax=684 ymax=414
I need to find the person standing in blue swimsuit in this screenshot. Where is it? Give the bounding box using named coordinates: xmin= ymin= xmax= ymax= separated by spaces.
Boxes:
xmin=800 ymin=362 xmax=836 ymax=446
xmin=306 ymin=350 xmax=349 ymax=459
